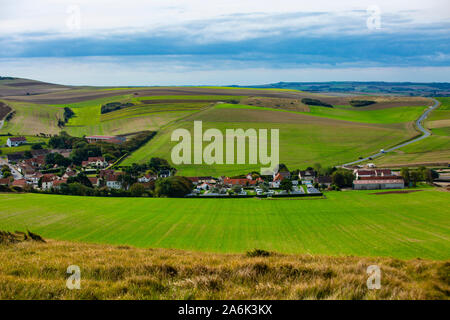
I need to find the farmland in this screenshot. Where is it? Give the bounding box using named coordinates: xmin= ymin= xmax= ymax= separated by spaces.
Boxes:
xmin=0 ymin=78 xmax=446 ymax=171
xmin=371 ymin=97 xmax=450 ymax=167
xmin=0 ymin=190 xmax=449 ymax=260
xmin=123 ymin=105 xmax=421 ymax=175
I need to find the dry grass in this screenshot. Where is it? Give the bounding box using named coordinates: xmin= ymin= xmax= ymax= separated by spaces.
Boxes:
xmin=0 ymin=240 xmax=448 ymax=300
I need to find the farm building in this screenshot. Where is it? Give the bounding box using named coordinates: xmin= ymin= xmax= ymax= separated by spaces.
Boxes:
xmin=354 ymin=169 xmax=392 ymax=179
xmin=6 ymin=136 xmax=26 ymax=147
xmin=85 ymin=135 xmax=126 ymax=144
xmin=353 ymin=179 xmax=404 ymax=190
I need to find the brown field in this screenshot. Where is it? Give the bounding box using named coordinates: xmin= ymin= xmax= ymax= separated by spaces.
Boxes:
xmin=1 ymin=87 xmax=312 ymax=104
xmin=0 ymin=78 xmax=70 ymax=97
xmin=0 ymin=101 xmax=12 ymax=119
xmin=240 ymin=97 xmax=310 ymax=112
xmin=0 ymin=239 xmax=448 ymax=300
xmin=317 ymin=96 xmax=433 ymax=109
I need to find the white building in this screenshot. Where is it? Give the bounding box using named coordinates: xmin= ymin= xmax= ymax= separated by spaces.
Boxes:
xmin=7 ymin=136 xmax=27 ymax=147
xmin=353 ymin=179 xmax=405 ymax=190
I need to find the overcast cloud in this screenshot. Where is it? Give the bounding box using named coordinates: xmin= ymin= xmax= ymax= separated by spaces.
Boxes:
xmin=0 ymin=0 xmax=449 ymax=85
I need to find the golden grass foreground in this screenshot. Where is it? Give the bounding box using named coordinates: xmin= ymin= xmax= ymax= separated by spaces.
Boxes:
xmin=0 ymin=238 xmax=448 ymax=300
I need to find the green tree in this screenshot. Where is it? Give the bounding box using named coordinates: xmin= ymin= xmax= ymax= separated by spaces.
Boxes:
xmin=129 ymin=183 xmax=146 ymax=197
xmin=280 ymin=179 xmax=293 ymax=192
xmin=410 ymin=171 xmax=420 ymax=187
xmin=232 ymin=184 xmax=242 ymax=194
xmin=331 ymin=170 xmax=354 ymax=188
xmin=155 ymin=176 xmax=193 ymax=197
xmin=400 ymin=168 xmax=410 ymax=186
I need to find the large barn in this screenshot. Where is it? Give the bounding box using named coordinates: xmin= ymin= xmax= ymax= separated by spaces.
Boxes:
xmin=353 ymin=179 xmax=405 ymax=190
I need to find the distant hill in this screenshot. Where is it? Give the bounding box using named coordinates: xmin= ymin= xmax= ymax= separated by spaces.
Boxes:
xmin=0 ymin=77 xmax=71 ymax=97
xmin=244 ymin=81 xmax=450 ymax=97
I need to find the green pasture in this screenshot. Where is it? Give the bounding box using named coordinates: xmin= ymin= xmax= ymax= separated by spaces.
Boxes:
xmin=0 ymin=190 xmax=448 ymax=259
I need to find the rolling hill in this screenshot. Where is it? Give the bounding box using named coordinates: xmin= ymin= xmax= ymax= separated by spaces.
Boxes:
xmin=1 ymin=77 xmax=446 ymax=172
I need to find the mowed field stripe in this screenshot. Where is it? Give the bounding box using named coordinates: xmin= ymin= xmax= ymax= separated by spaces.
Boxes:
xmin=0 ymin=191 xmax=449 ymax=259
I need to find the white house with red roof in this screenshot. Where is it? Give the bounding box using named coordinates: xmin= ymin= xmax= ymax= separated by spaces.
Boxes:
xmin=7 ymin=136 xmax=27 ymax=147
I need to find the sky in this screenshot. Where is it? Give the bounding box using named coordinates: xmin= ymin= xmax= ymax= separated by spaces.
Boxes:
xmin=0 ymin=0 xmax=449 ymax=85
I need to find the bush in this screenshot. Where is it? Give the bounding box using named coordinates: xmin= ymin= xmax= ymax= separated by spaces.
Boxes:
xmin=331 ymin=170 xmax=354 ymax=188
xmin=301 ymin=98 xmax=333 ymax=108
xmin=247 ymin=249 xmax=271 ymax=257
xmin=349 ymin=100 xmax=376 ymax=107
xmin=155 ymin=176 xmax=193 ymax=198
xmin=101 ymin=102 xmax=134 ymax=114
xmin=129 ymin=183 xmax=146 ymax=197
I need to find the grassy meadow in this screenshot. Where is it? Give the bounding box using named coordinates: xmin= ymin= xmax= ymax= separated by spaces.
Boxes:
xmin=0 ymin=190 xmax=449 ymax=260
xmin=1 ymin=240 xmax=448 ymax=300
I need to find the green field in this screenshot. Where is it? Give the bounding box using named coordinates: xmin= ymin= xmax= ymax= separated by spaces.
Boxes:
xmin=215 ymin=103 xmax=427 ymax=124
xmin=123 ymin=105 xmax=420 ymax=175
xmin=0 ymin=135 xmax=49 ymax=155
xmin=372 ymin=97 xmax=450 ymax=166
xmin=0 ymin=100 xmax=63 ymax=135
xmin=0 ymin=190 xmax=449 ymax=260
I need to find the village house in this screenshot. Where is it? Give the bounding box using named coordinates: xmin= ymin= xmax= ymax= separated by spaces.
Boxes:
xmin=273 ymin=170 xmax=291 ymax=181
xmin=85 ymin=135 xmax=126 ymax=144
xmin=41 ymin=174 xmax=58 ymax=190
xmin=88 ymin=177 xmax=100 ymax=187
xmin=12 ymin=179 xmax=28 ymax=188
xmin=223 ymin=177 xmax=261 ymax=187
xmin=82 ymin=157 xmax=108 ymax=169
xmin=52 ymin=179 xmax=68 ymax=190
xmin=105 ymin=174 xmax=123 ymax=189
xmin=315 ymin=176 xmax=332 ymax=187
xmin=6 ymin=136 xmax=27 ymax=147
xmin=298 ymin=170 xmax=316 ymax=182
xmin=158 ymin=169 xmax=172 ymax=178
xmin=138 ymin=173 xmax=157 ymax=183
xmin=0 ymin=178 xmax=12 ymax=186
xmin=27 ymin=172 xmax=43 ymax=185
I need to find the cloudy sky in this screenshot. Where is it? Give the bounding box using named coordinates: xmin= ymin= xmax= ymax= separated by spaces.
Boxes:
xmin=0 ymin=0 xmax=449 ymax=85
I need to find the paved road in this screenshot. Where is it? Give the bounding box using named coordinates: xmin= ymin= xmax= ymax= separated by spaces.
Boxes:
xmin=0 ymin=158 xmax=23 ymax=180
xmin=342 ymin=98 xmax=440 ymax=167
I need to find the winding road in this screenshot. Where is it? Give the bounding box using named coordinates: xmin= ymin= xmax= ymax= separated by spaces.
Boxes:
xmin=342 ymin=98 xmax=440 ymax=167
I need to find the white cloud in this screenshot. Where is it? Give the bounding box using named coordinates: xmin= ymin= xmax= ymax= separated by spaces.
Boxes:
xmin=0 ymin=0 xmax=449 ymax=40
xmin=1 ymin=56 xmax=450 ymax=86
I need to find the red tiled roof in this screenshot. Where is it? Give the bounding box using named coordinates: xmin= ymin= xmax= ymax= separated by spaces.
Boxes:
xmin=223 ymin=178 xmax=258 ymax=185
xmin=8 ymin=136 xmax=26 ymax=142
xmin=0 ymin=178 xmax=11 ymax=185
xmin=359 ymin=175 xmax=400 ymax=181
xmin=12 ymin=179 xmax=27 ymax=186
xmin=88 ymin=157 xmax=105 ymax=162
xmin=355 ymin=170 xmax=376 ymax=175
xmin=53 ymin=179 xmax=68 ymax=186
xmin=88 ymin=177 xmax=98 ymax=184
